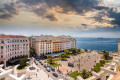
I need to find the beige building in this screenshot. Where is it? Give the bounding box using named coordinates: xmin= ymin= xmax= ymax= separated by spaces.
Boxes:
xmin=0 ymin=35 xmax=29 ymax=67
xmin=34 ymin=40 xmax=53 ymax=56
xmin=53 ymin=41 xmax=63 ymax=53
xmin=31 ymin=35 xmax=76 ymax=56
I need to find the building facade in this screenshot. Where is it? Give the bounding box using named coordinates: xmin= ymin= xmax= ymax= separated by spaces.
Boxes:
xmin=0 ymin=35 xmax=29 ymax=67
xmin=30 ymin=35 xmax=76 ymax=56
xmin=34 ymin=40 xmax=53 ymax=56
xmin=53 ymin=41 xmax=63 ymax=53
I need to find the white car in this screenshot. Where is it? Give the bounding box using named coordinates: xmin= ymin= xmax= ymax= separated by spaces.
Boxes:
xmin=46 ymin=67 xmax=50 ymax=72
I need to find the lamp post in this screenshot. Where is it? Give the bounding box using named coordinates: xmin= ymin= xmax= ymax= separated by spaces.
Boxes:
xmin=58 ymin=63 xmax=60 ymax=72
xmin=78 ymin=58 xmax=80 ymax=72
xmin=32 ymin=60 xmax=33 ymax=68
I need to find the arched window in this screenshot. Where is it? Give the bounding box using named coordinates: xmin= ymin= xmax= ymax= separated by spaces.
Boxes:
xmin=1 ymin=46 xmax=3 ymax=49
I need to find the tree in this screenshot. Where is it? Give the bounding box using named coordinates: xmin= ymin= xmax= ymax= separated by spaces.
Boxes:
xmin=47 ymin=55 xmax=53 ymax=64
xmin=60 ymin=54 xmax=65 ymax=60
xmin=81 ymin=69 xmax=89 ymax=79
xmin=92 ymin=63 xmax=101 ymax=72
xmin=64 ymin=49 xmax=70 ymax=55
xmin=72 ymin=48 xmax=76 ymax=54
xmin=19 ymin=58 xmax=27 ymax=67
xmin=84 ymin=49 xmax=88 ymax=52
xmin=29 ymin=49 xmax=35 ymax=56
xmin=77 ymin=49 xmax=81 ymax=52
xmin=103 ymin=52 xmax=109 ymax=60
xmin=64 ymin=53 xmax=68 ymax=58
xmin=102 ymin=50 xmax=107 ymax=53
xmin=100 ymin=60 xmax=105 ymax=66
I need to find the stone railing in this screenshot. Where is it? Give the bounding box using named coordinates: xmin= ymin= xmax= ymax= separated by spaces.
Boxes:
xmin=0 ymin=64 xmax=26 ymax=80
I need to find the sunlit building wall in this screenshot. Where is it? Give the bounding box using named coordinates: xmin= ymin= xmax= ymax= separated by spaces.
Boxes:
xmin=34 ymin=41 xmax=53 ymax=56
xmin=31 ymin=35 xmax=76 ymax=56
xmin=0 ymin=35 xmax=29 ymax=67
xmin=53 ymin=41 xmax=63 ymax=53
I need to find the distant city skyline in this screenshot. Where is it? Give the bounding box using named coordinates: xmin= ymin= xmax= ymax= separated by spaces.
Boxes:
xmin=0 ymin=0 xmax=120 ymax=38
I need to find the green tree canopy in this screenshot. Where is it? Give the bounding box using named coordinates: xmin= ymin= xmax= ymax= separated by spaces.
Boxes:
xmin=77 ymin=49 xmax=81 ymax=52
xmin=81 ymin=69 xmax=89 ymax=79
xmin=47 ymin=55 xmax=53 ymax=64
xmin=72 ymin=48 xmax=76 ymax=54
xmin=64 ymin=49 xmax=70 ymax=55
xmin=100 ymin=60 xmax=105 ymax=66
xmin=60 ymin=54 xmax=65 ymax=60
xmin=103 ymin=52 xmax=109 ymax=60
xmin=84 ymin=49 xmax=88 ymax=52
xmin=19 ymin=58 xmax=27 ymax=67
xmin=29 ymin=49 xmax=35 ymax=56
xmin=64 ymin=53 xmax=68 ymax=58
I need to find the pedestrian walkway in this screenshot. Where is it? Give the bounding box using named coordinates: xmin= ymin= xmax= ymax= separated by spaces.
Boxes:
xmin=25 ymin=62 xmax=53 ymax=80
xmin=13 ymin=65 xmax=18 ymax=76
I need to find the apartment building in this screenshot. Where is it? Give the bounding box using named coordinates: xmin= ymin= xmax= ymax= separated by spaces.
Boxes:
xmin=34 ymin=40 xmax=53 ymax=56
xmin=53 ymin=41 xmax=63 ymax=53
xmin=30 ymin=35 xmax=76 ymax=56
xmin=0 ymin=35 xmax=29 ymax=67
xmin=118 ymin=41 xmax=120 ymax=55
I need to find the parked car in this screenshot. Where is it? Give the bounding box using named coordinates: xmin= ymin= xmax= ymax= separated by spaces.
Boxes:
xmin=39 ymin=60 xmax=41 ymax=63
xmin=51 ymin=67 xmax=55 ymax=72
xmin=44 ymin=64 xmax=47 ymax=68
xmin=35 ymin=62 xmax=38 ymax=65
xmin=53 ymin=73 xmax=58 ymax=77
xmin=40 ymin=62 xmax=43 ymax=65
xmin=46 ymin=67 xmax=50 ymax=72
xmin=68 ymin=63 xmax=74 ymax=67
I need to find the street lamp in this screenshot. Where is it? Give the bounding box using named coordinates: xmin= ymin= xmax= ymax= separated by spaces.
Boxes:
xmin=78 ymin=58 xmax=80 ymax=72
xmin=58 ymin=63 xmax=60 ymax=72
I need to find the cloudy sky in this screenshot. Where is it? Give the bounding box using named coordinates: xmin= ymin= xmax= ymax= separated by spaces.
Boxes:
xmin=0 ymin=0 xmax=120 ymax=38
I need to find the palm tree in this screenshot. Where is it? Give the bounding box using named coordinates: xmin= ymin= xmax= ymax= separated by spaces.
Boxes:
xmin=103 ymin=51 xmax=109 ymax=60
xmin=81 ymin=69 xmax=89 ymax=79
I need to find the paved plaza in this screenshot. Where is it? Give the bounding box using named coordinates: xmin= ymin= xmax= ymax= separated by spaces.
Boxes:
xmin=25 ymin=62 xmax=53 ymax=80
xmin=57 ymin=51 xmax=102 ymax=74
xmin=14 ymin=59 xmax=53 ymax=80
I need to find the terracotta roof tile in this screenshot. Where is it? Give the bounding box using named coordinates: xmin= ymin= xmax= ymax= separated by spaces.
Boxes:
xmin=0 ymin=35 xmax=27 ymax=38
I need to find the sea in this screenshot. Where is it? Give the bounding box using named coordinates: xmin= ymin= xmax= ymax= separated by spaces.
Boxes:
xmin=75 ymin=37 xmax=120 ymax=52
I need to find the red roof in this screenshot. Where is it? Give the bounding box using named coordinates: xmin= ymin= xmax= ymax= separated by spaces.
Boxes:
xmin=0 ymin=35 xmax=27 ymax=38
xmin=111 ymin=71 xmax=120 ymax=80
xmin=53 ymin=41 xmax=63 ymax=43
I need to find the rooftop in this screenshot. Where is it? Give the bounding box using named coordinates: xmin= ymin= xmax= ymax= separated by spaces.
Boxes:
xmin=53 ymin=41 xmax=63 ymax=43
xmin=0 ymin=35 xmax=27 ymax=38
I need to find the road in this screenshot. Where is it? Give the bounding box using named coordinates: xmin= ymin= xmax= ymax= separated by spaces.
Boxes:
xmin=35 ymin=59 xmax=65 ymax=80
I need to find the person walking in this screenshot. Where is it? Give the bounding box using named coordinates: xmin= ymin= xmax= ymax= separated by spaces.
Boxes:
xmin=36 ymin=74 xmax=37 ymax=77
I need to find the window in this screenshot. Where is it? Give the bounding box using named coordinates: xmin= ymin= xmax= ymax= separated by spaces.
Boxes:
xmin=1 ymin=41 xmax=4 ymax=43
xmin=1 ymin=46 xmax=3 ymax=49
xmin=1 ymin=55 xmax=3 ymax=58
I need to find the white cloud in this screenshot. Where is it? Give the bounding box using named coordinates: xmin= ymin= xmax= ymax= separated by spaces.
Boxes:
xmin=104 ymin=0 xmax=115 ymax=2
